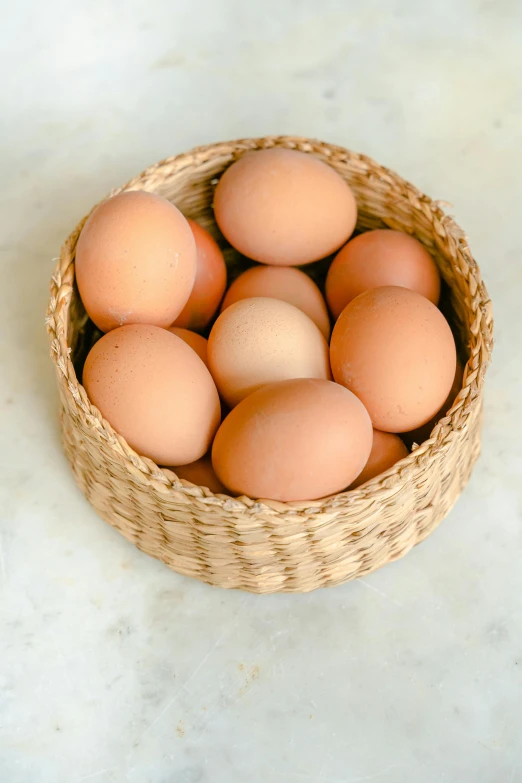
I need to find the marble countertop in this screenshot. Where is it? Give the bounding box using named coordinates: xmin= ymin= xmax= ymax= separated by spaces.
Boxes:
xmin=1 ymin=2 xmax=521 ymax=781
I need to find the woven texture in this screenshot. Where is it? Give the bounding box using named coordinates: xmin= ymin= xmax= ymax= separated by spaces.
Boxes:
xmin=46 ymin=136 xmax=493 ymax=593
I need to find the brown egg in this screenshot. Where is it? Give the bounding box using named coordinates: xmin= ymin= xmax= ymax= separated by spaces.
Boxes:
xmin=170 ymin=455 xmax=228 ymax=495
xmin=76 ymin=191 xmax=196 ymax=333
xmin=403 ymin=360 xmax=464 ymax=447
xmin=330 ymin=286 xmax=456 ymax=432
xmin=168 ymin=326 xmax=208 ymax=366
xmin=350 ymin=430 xmax=409 ymax=489
xmin=212 ymin=379 xmax=373 ymax=502
xmin=83 ymin=324 xmax=220 ymax=465
xmin=326 ymin=229 xmax=441 ymax=319
xmin=213 ymin=148 xmax=357 ymax=266
xmin=220 ymin=266 xmax=331 ymax=339
xmin=173 ymin=219 xmax=227 ymax=330
xmin=208 ymin=297 xmax=331 ymax=408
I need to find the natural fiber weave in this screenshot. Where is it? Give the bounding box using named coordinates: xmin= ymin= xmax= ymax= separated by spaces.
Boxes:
xmin=46 ymin=136 xmax=493 ymax=593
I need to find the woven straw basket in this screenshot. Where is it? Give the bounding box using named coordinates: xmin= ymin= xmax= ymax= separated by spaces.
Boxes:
xmin=47 ymin=135 xmax=493 ymax=594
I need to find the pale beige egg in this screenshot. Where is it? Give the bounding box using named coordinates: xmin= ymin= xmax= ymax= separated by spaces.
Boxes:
xmin=208 ymin=297 xmax=331 ymax=408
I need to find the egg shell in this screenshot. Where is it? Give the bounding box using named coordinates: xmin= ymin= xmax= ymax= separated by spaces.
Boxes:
xmin=403 ymin=359 xmax=464 ymax=447
xmin=83 ymin=324 xmax=220 ymax=465
xmin=208 ymin=297 xmax=331 ymax=408
xmin=168 ymin=326 xmax=208 ymax=366
xmin=330 ymin=286 xmax=457 ymax=432
xmin=220 ymin=265 xmax=331 ymax=339
xmin=326 ymin=229 xmax=441 ymax=319
xmin=173 ymin=218 xmax=227 ymax=330
xmin=212 ymin=378 xmax=373 ymax=502
xmin=170 ymin=455 xmax=227 ymax=495
xmin=350 ymin=430 xmax=409 ymax=489
xmin=76 ymin=191 xmax=196 ymax=333
xmin=213 ymin=148 xmax=357 ymax=266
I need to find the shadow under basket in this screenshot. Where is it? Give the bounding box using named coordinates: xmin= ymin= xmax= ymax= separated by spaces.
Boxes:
xmin=46 ymin=136 xmax=493 ymax=594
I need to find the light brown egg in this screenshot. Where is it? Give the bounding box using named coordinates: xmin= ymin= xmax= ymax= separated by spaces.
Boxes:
xmin=213 ymin=148 xmax=357 ymax=266
xmin=83 ymin=324 xmax=220 ymax=465
xmin=220 ymin=266 xmax=331 ymax=339
xmin=330 ymin=286 xmax=456 ymax=432
xmin=170 ymin=455 xmax=227 ymax=495
xmin=350 ymin=430 xmax=409 ymax=489
xmin=208 ymin=297 xmax=331 ymax=408
xmin=212 ymin=379 xmax=373 ymax=502
xmin=168 ymin=326 xmax=208 ymax=366
xmin=326 ymin=229 xmax=441 ymax=319
xmin=76 ymin=191 xmax=196 ymax=333
xmin=403 ymin=359 xmax=464 ymax=447
xmin=173 ymin=219 xmax=227 ymax=330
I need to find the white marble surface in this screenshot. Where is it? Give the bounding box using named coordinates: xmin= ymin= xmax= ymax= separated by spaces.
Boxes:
xmin=1 ymin=1 xmax=521 ymax=781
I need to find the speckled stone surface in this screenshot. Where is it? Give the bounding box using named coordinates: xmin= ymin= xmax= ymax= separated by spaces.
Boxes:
xmin=1 ymin=2 xmax=521 ymax=781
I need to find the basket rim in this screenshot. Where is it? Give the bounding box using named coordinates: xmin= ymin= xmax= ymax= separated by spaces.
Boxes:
xmin=46 ymin=134 xmax=494 ymax=516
